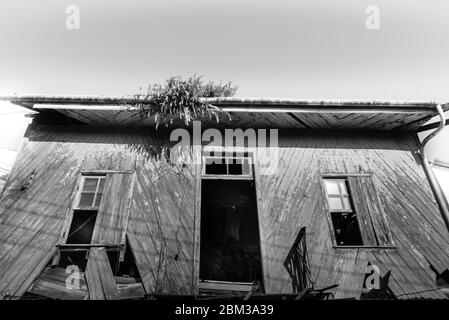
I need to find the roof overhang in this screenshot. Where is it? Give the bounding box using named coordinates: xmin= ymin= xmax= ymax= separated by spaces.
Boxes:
xmin=1 ymin=95 xmax=447 ymax=131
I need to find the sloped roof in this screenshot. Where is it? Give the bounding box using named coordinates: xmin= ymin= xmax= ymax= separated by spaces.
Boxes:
xmin=1 ymin=95 xmax=447 ymax=131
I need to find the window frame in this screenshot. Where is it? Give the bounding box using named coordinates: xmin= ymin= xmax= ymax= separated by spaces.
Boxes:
xmin=74 ymin=174 xmax=106 ymax=211
xmin=53 ymin=174 xmax=106 ymax=270
xmin=323 ymin=178 xmax=354 ymax=213
xmin=54 ymin=170 xmax=136 ymax=268
xmin=322 ymin=176 xmax=364 ymax=247
xmin=321 ymin=174 xmax=397 ymax=249
xmin=201 ymin=152 xmax=254 ymax=180
xmin=55 ymin=174 xmax=106 ymax=268
xmin=64 ymin=209 xmax=99 ymax=244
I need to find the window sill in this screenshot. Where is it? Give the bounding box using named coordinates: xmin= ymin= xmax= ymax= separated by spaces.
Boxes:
xmin=333 ymin=245 xmax=397 ymax=249
xmin=202 ymin=175 xmax=253 ymax=180
xmin=74 ymin=206 xmax=100 ymax=211
xmin=56 ymin=243 xmax=122 ymax=248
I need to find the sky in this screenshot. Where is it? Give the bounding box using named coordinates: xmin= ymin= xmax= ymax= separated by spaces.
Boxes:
xmin=433 ymin=165 xmax=449 ymax=200
xmin=0 ymin=0 xmax=448 ymax=179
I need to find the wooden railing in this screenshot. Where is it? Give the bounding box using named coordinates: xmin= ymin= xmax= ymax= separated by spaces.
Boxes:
xmin=283 ymin=227 xmax=314 ymax=293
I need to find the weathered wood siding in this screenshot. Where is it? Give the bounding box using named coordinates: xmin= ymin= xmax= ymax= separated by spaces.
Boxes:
xmin=0 ymin=124 xmax=448 ymax=299
xmin=258 ymin=131 xmax=449 ymax=299
xmin=127 ymin=148 xmax=196 ymax=295
xmin=0 ymin=125 xmax=137 ymax=298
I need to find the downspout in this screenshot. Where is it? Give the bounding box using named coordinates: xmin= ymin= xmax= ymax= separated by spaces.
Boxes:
xmin=418 ymin=104 xmax=449 ymax=233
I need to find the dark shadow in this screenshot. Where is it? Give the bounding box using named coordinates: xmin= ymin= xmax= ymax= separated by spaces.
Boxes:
xmin=283 ymin=227 xmax=314 ymax=293
xmin=200 ymin=179 xmax=263 ymax=284
xmin=24 ymin=111 xmax=416 ymax=151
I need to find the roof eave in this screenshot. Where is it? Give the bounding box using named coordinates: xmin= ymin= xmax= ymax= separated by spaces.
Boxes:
xmin=0 ymin=94 xmax=446 ymax=110
xmin=0 ymin=94 xmax=445 ymax=131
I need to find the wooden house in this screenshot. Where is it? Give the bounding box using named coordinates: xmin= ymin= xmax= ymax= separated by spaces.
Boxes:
xmin=0 ymin=95 xmax=449 ymax=300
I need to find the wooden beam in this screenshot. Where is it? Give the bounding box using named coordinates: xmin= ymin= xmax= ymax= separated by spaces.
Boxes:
xmin=56 ymin=244 xmax=122 ymax=248
xmin=198 ymin=280 xmax=253 ymax=293
xmin=116 ymin=283 xmax=145 ymax=300
xmin=85 ymin=247 xmax=118 ymax=300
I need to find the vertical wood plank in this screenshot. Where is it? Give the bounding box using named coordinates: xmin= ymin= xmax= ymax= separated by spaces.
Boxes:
xmin=85 ymin=247 xmax=118 ymax=300
xmin=91 ymin=172 xmax=135 ymax=245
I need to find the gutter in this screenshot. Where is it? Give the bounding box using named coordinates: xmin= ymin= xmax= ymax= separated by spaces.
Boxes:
xmin=0 ymin=94 xmax=443 ymax=112
xmin=30 ymin=103 xmax=437 ymax=115
xmin=418 ymin=104 xmax=449 ymax=233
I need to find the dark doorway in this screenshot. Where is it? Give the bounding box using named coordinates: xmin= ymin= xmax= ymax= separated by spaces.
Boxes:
xmin=200 ymin=179 xmax=263 ymax=284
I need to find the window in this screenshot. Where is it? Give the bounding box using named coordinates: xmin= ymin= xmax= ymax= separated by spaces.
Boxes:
xmin=325 ymin=179 xmax=352 ymax=212
xmin=58 ymin=174 xmax=106 ymax=271
xmin=202 ymin=153 xmax=252 ymax=178
xmin=324 ymin=178 xmax=363 ymax=246
xmin=76 ymin=175 xmax=106 ymax=209
xmin=57 ymin=171 xmax=139 ymax=281
xmin=66 ymin=210 xmax=97 ymax=244
xmin=322 ymin=175 xmax=394 ymax=247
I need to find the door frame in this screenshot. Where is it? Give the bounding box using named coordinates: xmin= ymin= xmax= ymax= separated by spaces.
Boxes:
xmin=192 ymin=146 xmax=268 ymax=294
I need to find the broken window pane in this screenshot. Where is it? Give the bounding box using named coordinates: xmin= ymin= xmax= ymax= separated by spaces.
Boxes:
xmin=66 ymin=210 xmax=97 ymax=244
xmin=60 ymin=210 xmax=98 ymax=271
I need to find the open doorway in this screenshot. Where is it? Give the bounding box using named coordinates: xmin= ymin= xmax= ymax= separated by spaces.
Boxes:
xmin=200 ymin=178 xmax=263 ymax=286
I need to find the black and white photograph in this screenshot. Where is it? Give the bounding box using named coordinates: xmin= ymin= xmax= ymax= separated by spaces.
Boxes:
xmin=0 ymin=0 xmax=449 ymax=316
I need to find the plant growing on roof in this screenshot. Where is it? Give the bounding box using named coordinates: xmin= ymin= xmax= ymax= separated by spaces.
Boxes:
xmin=122 ymin=75 xmax=238 ymax=288
xmin=125 ymin=75 xmax=238 ymax=128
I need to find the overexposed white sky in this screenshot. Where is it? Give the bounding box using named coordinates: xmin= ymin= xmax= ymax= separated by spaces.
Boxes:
xmin=433 ymin=164 xmax=449 ymax=202
xmin=0 ymin=102 xmax=33 ymax=172
xmin=0 ymin=0 xmax=448 ymax=194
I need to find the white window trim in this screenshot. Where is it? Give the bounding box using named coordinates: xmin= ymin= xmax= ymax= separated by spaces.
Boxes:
xmin=202 ymin=155 xmax=253 ymax=179
xmin=201 ymin=146 xmax=255 ymax=179
xmin=74 ymin=175 xmax=106 ymax=211
xmin=323 ymin=178 xmax=353 ymax=213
